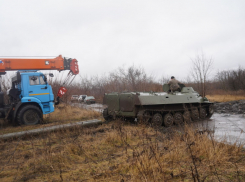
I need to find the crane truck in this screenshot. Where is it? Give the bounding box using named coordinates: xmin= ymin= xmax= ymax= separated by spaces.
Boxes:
xmin=0 ymin=55 xmax=79 ymax=125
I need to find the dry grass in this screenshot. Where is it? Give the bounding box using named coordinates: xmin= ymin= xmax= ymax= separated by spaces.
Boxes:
xmin=0 ymin=122 xmax=244 ymax=181
xmin=0 ymin=104 xmax=101 ymax=135
xmin=45 ymin=104 xmax=101 ymax=123
xmin=206 ymin=89 xmax=245 ymax=102
xmin=206 ymin=95 xmax=245 ymax=102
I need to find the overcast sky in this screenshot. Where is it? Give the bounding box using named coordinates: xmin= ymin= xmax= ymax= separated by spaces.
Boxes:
xmin=0 ymin=0 xmax=245 ymax=81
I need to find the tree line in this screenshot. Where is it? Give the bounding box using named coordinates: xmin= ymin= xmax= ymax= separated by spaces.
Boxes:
xmin=215 ymin=67 xmax=245 ymax=91
xmin=66 ymin=65 xmax=245 ymax=102
xmin=0 ymin=56 xmax=244 ymax=103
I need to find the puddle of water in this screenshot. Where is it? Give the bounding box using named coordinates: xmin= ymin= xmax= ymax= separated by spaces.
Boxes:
xmin=71 ymin=103 xmax=105 ymax=112
xmin=194 ymin=113 xmax=245 ymax=145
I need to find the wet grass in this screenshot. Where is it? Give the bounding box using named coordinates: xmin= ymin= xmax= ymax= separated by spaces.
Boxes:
xmin=0 ymin=104 xmax=101 ymax=135
xmin=0 ymin=122 xmax=245 ymax=181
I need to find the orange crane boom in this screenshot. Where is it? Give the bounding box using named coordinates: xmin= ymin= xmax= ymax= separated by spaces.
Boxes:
xmin=0 ymin=55 xmax=79 ymax=75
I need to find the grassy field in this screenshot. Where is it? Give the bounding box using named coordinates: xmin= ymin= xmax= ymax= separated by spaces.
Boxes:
xmin=206 ymin=94 xmax=245 ymax=102
xmin=0 ymin=104 xmax=101 ymax=135
xmin=0 ymin=122 xmax=245 ymax=182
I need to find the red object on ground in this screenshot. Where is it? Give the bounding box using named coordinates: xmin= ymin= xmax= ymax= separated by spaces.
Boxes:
xmin=57 ymin=87 xmax=67 ymax=98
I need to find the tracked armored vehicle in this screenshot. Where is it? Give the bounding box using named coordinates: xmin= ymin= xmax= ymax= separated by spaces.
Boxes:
xmin=103 ymin=84 xmax=214 ymax=127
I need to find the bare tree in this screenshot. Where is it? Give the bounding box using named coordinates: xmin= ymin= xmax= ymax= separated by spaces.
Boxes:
xmin=159 ymin=76 xmax=169 ymax=85
xmin=108 ymin=65 xmax=154 ymax=92
xmin=190 ymin=52 xmax=213 ymax=96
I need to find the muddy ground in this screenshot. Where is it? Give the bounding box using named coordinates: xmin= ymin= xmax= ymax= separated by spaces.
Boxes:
xmin=214 ymin=99 xmax=245 ymax=114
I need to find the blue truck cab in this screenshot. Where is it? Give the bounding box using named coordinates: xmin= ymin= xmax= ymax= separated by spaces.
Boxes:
xmin=6 ymin=71 xmax=55 ymax=125
xmin=20 ymin=71 xmax=55 ymax=114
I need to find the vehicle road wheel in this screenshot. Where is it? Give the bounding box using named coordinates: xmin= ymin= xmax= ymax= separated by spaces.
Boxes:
xmin=103 ymin=108 xmax=112 ymax=122
xmin=163 ymin=113 xmax=174 ymax=127
xmin=207 ymin=105 xmax=214 ymax=119
xmin=191 ymin=107 xmax=199 ymax=121
xmin=183 ymin=111 xmax=191 ymax=123
xmin=17 ymin=105 xmax=42 ymax=125
xmin=152 ymin=113 xmax=163 ymax=127
xmin=137 ymin=110 xmax=151 ymax=124
xmin=173 ymin=112 xmax=183 ymax=125
xmin=125 ymin=117 xmax=135 ymax=123
xmin=143 ymin=111 xmax=151 ymax=123
xmin=199 ymin=108 xmax=207 ymax=119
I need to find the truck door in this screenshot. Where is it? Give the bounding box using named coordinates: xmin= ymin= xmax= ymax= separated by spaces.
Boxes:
xmin=28 ymin=75 xmax=50 ymax=102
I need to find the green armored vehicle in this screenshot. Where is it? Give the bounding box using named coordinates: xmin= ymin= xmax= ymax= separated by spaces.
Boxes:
xmin=103 ymin=84 xmax=214 ymax=127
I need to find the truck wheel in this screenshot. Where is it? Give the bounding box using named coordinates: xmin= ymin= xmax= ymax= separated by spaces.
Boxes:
xmin=152 ymin=113 xmax=163 ymax=127
xmin=173 ymin=112 xmax=183 ymax=125
xmin=17 ymin=105 xmax=43 ymax=125
xmin=163 ymin=113 xmax=174 ymax=127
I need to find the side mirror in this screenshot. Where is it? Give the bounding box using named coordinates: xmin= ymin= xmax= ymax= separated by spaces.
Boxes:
xmin=49 ymin=73 xmax=54 ymax=77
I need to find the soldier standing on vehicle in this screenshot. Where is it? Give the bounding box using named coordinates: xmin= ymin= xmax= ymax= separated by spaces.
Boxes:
xmin=168 ymin=76 xmax=181 ymax=93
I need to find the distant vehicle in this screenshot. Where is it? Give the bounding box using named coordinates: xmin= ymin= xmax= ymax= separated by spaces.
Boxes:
xmin=78 ymin=95 xmax=87 ymax=102
xmin=71 ymin=95 xmax=79 ymax=102
xmin=84 ymin=96 xmax=96 ymax=104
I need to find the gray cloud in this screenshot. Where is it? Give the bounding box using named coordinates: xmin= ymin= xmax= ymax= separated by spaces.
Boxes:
xmin=1 ymin=0 xmax=245 ymax=81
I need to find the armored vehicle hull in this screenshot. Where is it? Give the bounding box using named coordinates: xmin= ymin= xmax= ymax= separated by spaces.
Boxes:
xmin=103 ymin=84 xmax=214 ymax=127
